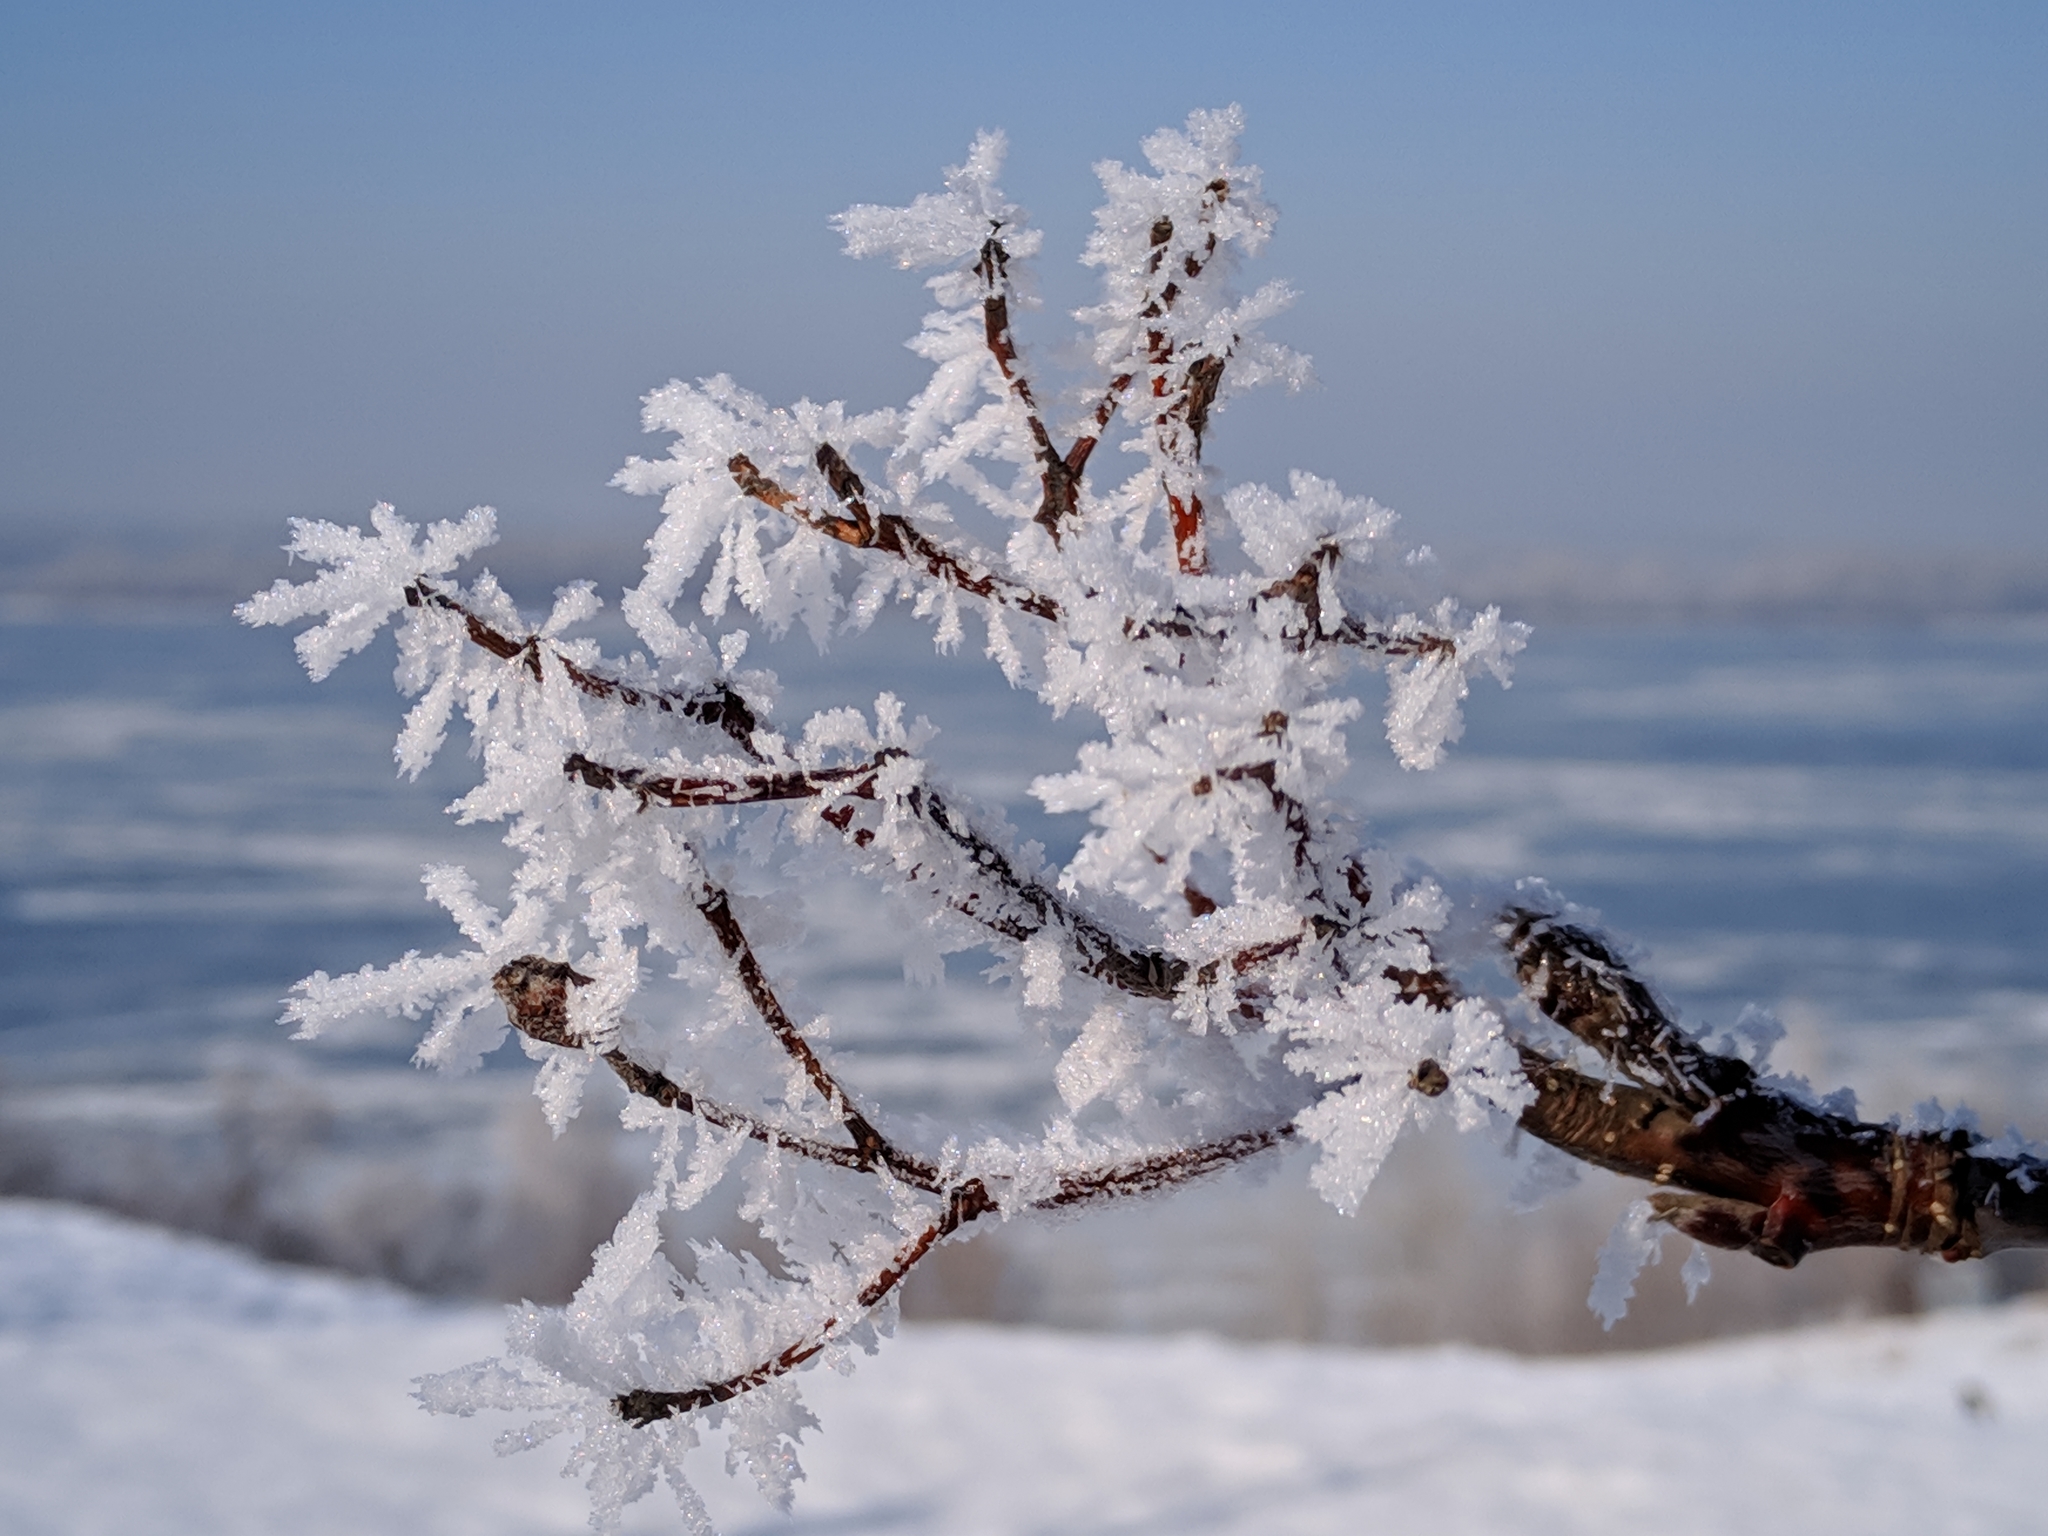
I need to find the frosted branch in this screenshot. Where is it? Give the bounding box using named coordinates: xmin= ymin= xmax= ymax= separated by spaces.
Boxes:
xmin=495 ymin=956 xmax=931 ymax=1187
xmin=727 ymin=451 xmax=1061 ymax=621
xmin=406 ymin=579 xmax=767 ymax=760
xmin=610 ymin=1119 xmax=1296 ymax=1427
xmin=1502 ymin=922 xmax=2048 ymax=1269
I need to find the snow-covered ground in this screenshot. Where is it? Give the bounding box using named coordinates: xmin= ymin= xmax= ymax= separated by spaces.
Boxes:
xmin=2 ymin=1197 xmax=2040 ymax=1536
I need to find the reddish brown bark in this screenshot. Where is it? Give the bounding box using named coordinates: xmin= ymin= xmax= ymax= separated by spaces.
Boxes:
xmin=969 ymin=231 xmax=1130 ymax=544
xmin=1499 ymin=915 xmax=2048 ymax=1267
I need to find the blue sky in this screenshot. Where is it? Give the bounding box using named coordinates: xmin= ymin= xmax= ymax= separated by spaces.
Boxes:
xmin=3 ymin=2 xmax=2043 ymax=568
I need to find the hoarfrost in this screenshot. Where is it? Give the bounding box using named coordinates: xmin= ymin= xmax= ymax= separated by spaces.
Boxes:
xmin=1682 ymin=1241 xmax=1714 ymax=1304
xmin=1056 ymin=1006 xmax=1145 ymax=1111
xmin=237 ymin=504 xmax=498 ymax=681
xmin=1589 ymin=1200 xmax=1664 ymax=1330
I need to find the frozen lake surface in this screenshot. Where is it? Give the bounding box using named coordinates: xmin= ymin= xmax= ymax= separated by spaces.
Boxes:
xmin=3 ymin=608 xmax=2046 ymax=1344
xmin=6 ymin=610 xmax=2044 ymax=1099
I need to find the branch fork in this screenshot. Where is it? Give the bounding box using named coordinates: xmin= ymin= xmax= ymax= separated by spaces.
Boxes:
xmin=492 ymin=919 xmax=1294 ymax=1428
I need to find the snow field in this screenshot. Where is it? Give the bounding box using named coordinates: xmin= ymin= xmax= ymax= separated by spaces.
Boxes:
xmin=2 ymin=1198 xmax=2040 ymax=1536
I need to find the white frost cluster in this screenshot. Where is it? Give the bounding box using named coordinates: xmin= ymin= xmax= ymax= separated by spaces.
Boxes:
xmin=1589 ymin=1201 xmax=1715 ymax=1329
xmin=242 ymin=110 xmax=1530 ymax=1530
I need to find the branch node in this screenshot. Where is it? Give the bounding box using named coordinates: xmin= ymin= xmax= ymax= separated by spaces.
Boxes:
xmin=493 ymin=955 xmax=594 ymax=1049
xmin=1408 ymin=1059 xmax=1450 ymax=1097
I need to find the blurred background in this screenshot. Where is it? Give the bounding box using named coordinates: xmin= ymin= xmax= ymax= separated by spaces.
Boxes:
xmin=4 ymin=1 xmax=2046 ymax=1356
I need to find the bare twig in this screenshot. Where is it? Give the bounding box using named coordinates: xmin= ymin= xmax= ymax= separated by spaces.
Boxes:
xmin=1328 ymin=619 xmax=1460 ymax=658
